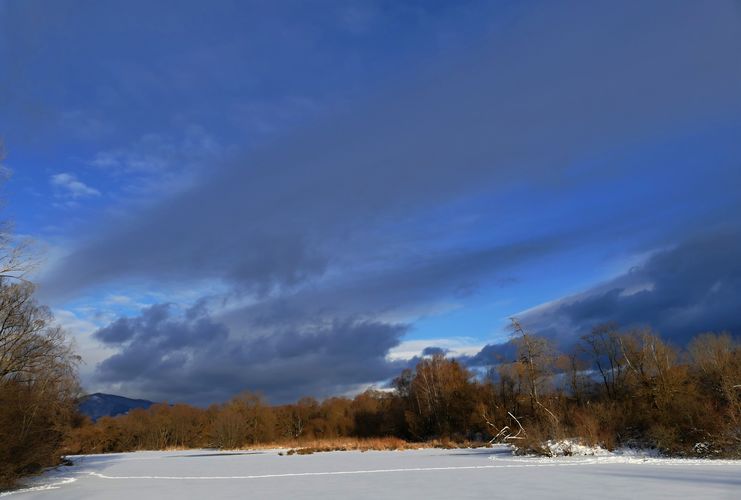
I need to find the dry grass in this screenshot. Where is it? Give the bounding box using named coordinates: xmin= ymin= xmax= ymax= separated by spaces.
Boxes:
xmin=214 ymin=437 xmax=490 ymax=455
xmin=272 ymin=437 xmax=489 ymax=455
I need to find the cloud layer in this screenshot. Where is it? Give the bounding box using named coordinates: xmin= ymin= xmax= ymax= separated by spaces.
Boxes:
xmin=467 ymin=228 xmax=741 ymax=366
xmin=41 ymin=0 xmax=741 ymax=300
xmin=93 ymin=302 xmax=408 ymax=404
xmin=529 ymin=230 xmax=741 ymax=342
xmin=24 ymin=1 xmax=741 ymax=403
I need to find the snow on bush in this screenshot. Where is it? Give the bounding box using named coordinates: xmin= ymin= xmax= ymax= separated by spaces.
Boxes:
xmin=540 ymin=439 xmax=612 ymax=457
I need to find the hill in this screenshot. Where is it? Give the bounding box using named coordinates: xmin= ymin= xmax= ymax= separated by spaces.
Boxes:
xmin=79 ymin=393 xmax=154 ymax=421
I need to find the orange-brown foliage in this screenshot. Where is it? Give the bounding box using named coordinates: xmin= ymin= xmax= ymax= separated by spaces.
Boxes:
xmin=62 ymin=327 xmax=741 ymax=460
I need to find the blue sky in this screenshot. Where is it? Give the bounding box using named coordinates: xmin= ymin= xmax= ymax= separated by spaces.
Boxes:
xmin=1 ymin=0 xmax=740 ymax=404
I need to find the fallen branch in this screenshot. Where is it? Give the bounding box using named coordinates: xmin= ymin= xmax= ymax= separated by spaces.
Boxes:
xmin=482 ymin=410 xmax=526 ymax=443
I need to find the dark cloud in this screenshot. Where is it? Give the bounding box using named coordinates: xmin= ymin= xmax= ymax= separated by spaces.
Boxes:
xmin=467 ymin=229 xmax=741 ymax=368
xmin=95 ymin=303 xmax=228 ymax=351
xmin=93 ymin=303 xmax=408 ymax=405
xmin=110 ymin=234 xmax=569 ymax=404
xmin=40 ymin=0 xmax=741 ymax=300
xmin=218 ymin=232 xmax=580 ymax=334
xmin=464 ymin=340 xmax=518 ymax=367
xmin=549 ymin=230 xmax=741 ymax=343
xmin=421 ymin=346 xmax=447 ymax=357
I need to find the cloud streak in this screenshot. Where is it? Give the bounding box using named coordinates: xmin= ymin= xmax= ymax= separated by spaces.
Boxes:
xmin=50 ymin=173 xmax=101 ymax=199
xmin=41 ymin=0 xmax=741 ymax=301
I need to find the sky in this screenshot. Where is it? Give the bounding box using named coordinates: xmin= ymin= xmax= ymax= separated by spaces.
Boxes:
xmin=1 ymin=0 xmax=740 ymax=405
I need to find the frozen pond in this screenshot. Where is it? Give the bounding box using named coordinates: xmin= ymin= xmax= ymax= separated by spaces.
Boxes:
xmin=4 ymin=446 xmax=741 ymax=499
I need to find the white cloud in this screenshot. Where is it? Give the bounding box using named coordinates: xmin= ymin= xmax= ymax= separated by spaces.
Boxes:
xmin=86 ymin=125 xmax=226 ymax=198
xmin=105 ymin=294 xmax=133 ymax=305
xmin=387 ymin=337 xmax=483 ymax=361
xmin=88 ymin=126 xmax=222 ymax=175
xmin=50 ymin=172 xmax=101 ymax=199
xmin=52 ymin=308 xmax=115 ymax=385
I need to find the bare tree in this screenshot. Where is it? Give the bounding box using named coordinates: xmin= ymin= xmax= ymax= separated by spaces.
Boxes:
xmin=0 ymin=142 xmax=80 ymax=486
xmin=580 ymin=323 xmax=627 ymax=400
xmin=509 ymin=318 xmax=556 ymax=420
xmin=618 ymin=328 xmax=680 ymax=412
xmin=689 ymin=332 xmax=741 ymax=427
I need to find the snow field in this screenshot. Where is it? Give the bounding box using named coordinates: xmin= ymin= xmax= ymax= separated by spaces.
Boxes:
xmin=4 ymin=446 xmax=740 ymax=499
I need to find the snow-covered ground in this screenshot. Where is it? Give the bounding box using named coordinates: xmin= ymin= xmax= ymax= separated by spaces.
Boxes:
xmin=4 ymin=446 xmax=740 ymax=499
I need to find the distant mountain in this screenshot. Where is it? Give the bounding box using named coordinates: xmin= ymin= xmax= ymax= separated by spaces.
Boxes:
xmin=79 ymin=393 xmax=155 ymax=421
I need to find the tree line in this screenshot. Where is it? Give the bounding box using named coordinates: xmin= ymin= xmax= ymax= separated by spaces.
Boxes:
xmin=66 ymin=322 xmax=740 ymax=459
